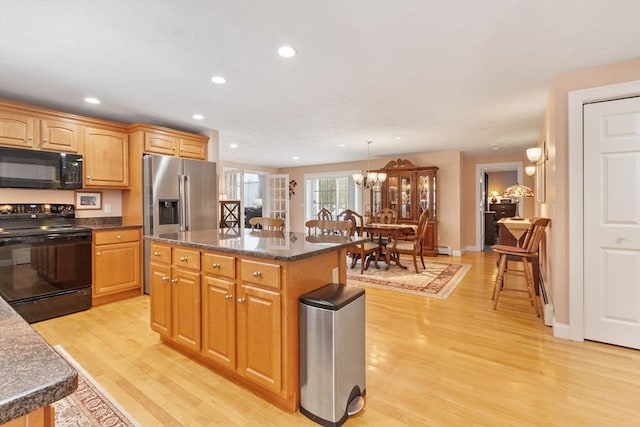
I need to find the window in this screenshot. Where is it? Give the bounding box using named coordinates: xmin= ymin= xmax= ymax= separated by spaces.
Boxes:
xmin=304 ymin=172 xmax=361 ymax=220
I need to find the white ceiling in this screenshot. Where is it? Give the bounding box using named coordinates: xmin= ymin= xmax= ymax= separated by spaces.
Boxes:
xmin=1 ymin=0 xmax=640 ymax=168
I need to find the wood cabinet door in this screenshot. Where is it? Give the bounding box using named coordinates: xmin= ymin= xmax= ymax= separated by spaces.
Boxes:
xmin=84 ymin=127 xmax=129 ymax=188
xmin=150 ymin=263 xmax=172 ymax=337
xmin=40 ymin=119 xmax=80 ymax=152
xmin=0 ymin=111 xmax=35 ymax=147
xmin=201 ymin=275 xmax=236 ymax=369
xmin=236 ymin=283 xmax=282 ymax=393
xmin=94 ymin=241 xmax=141 ymax=296
xmin=144 ymin=132 xmax=177 ymax=156
xmin=178 ymin=137 xmax=207 ymax=160
xmin=172 ymin=268 xmax=201 ymax=352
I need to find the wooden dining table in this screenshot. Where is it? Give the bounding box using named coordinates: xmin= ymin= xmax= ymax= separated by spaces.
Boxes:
xmin=362 ymin=222 xmax=417 ymax=269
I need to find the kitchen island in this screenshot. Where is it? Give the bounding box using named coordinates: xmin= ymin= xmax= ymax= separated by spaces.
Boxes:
xmin=0 ymin=297 xmax=77 ymax=426
xmin=144 ymin=229 xmax=362 ymax=412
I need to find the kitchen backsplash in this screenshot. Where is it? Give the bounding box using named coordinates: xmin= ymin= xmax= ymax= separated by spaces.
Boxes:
xmin=0 ymin=189 xmax=123 ymax=218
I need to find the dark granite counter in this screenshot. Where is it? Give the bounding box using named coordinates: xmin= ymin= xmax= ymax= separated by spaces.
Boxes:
xmin=144 ymin=229 xmax=365 ymax=261
xmin=0 ymin=297 xmax=77 ymax=424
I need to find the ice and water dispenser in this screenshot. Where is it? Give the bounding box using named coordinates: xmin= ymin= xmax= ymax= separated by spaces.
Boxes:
xmin=299 ymin=284 xmax=366 ymax=426
xmin=158 ymin=199 xmax=178 ymax=225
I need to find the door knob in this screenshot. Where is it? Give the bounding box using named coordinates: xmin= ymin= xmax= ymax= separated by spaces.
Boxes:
xmin=237 ymin=297 xmax=246 ymax=304
xmin=224 ymin=294 xmax=233 ymax=300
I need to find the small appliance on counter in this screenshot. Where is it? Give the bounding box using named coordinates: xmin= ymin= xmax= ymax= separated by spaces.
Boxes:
xmin=0 ymin=203 xmax=92 ymax=323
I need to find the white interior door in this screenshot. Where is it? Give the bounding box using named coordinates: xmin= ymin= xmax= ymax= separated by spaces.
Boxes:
xmin=583 ymin=97 xmax=640 ymax=349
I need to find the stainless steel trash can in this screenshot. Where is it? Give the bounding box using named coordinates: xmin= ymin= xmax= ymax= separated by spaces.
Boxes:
xmin=299 ymin=283 xmax=366 ymax=426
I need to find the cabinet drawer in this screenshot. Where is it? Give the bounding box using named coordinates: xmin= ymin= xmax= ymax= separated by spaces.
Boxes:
xmin=150 ymin=243 xmax=171 ymax=264
xmin=241 ymin=260 xmax=280 ymax=289
xmin=174 ymin=248 xmax=201 ymax=270
xmin=202 ymin=252 xmax=235 ymax=278
xmin=94 ymin=228 xmax=140 ymax=245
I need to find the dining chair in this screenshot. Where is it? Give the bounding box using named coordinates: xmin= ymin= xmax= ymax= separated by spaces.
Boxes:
xmin=385 ymin=209 xmax=429 ymax=273
xmin=305 ymin=219 xmax=351 ymax=236
xmin=337 ymin=209 xmax=380 ymax=273
xmin=317 ymin=208 xmax=333 ymax=221
xmin=491 ymin=217 xmax=550 ymax=316
xmin=373 ymin=208 xmax=398 ymax=224
xmin=249 ymin=216 xmax=285 ymax=231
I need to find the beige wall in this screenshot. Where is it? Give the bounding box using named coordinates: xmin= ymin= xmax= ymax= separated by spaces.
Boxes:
xmin=487 ymin=171 xmax=517 ymax=199
xmin=460 ymin=151 xmax=536 ymax=249
xmin=0 ymin=189 xmax=123 ymax=218
xmin=280 ymin=150 xmax=464 ymax=252
xmin=540 ymin=57 xmax=640 ymax=325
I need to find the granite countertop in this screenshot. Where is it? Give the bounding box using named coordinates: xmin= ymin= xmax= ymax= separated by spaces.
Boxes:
xmin=0 ymin=297 xmax=77 ymax=424
xmin=144 ymin=229 xmax=366 ymax=261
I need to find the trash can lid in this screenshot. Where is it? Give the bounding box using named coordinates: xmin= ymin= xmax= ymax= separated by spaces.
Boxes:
xmin=300 ymin=283 xmax=364 ymax=310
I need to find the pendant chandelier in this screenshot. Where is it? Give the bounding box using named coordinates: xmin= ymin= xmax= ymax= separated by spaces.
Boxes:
xmin=352 ymin=141 xmax=387 ymax=189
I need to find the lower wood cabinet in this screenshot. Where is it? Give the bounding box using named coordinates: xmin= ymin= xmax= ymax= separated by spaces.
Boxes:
xmin=149 ymin=244 xmax=201 ymax=352
xmin=92 ymin=227 xmax=142 ymax=306
xmin=148 ymin=241 xmax=346 ymax=412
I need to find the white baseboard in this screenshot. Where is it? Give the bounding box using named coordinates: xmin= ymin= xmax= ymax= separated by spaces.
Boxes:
xmin=553 ymin=322 xmax=571 ymax=339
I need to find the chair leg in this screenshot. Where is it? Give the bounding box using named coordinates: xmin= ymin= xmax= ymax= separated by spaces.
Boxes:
xmin=523 ymin=258 xmax=541 ymax=317
xmin=420 ymin=252 xmax=426 ymax=269
xmin=493 ymin=254 xmax=507 ymax=308
xmin=412 ymin=254 xmax=419 ymax=274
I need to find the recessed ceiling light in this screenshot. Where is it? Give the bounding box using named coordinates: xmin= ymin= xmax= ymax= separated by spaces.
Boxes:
xmin=395 ymin=136 xmax=402 ymax=140
xmin=192 ymin=114 xmax=204 ymax=120
xmin=278 ymin=46 xmax=296 ymax=58
xmin=211 ymin=76 xmax=227 ymax=84
xmin=292 ymin=156 xmax=299 ymax=160
xmin=229 ymin=143 xmax=238 ymax=149
xmin=84 ymin=97 xmax=100 ymax=104
xmin=338 ymin=144 xmax=345 ymax=147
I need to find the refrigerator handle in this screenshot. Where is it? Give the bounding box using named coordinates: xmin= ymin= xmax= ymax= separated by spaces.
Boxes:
xmin=179 ymin=175 xmax=189 ymax=231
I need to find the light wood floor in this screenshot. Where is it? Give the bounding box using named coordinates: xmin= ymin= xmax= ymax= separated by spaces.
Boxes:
xmin=33 ymin=251 xmax=640 ymax=426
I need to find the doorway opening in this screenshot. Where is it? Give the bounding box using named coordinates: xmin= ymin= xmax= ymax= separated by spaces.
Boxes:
xmin=474 ymin=162 xmax=523 ymax=251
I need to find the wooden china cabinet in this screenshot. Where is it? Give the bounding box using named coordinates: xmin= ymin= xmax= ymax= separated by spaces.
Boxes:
xmin=373 ymin=159 xmax=439 ymax=256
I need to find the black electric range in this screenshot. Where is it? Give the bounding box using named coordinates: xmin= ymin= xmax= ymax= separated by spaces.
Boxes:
xmin=0 ymin=203 xmax=92 ymax=323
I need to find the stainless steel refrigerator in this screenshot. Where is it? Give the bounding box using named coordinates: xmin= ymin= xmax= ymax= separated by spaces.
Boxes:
xmin=143 ymin=154 xmax=217 ymax=293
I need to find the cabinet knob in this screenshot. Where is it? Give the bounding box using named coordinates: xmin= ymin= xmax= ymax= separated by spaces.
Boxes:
xmin=212 ymin=263 xmax=220 ymax=269
xmin=252 ymin=271 xmax=261 ymax=278
xmin=224 ymin=294 xmax=233 ymax=300
xmin=28 ymin=136 xmax=33 ymax=141
xmin=96 ymin=252 xmax=101 ymax=256
xmin=237 ymin=297 xmax=246 ymax=304
xmin=171 ymin=278 xmax=178 ymax=283
xmin=153 ymin=251 xmax=161 ymax=256
xmin=180 ymin=256 xmax=188 ymax=262
xmin=87 ymin=176 xmax=91 ymax=180
xmin=162 ymin=276 xmax=169 ymax=281
xmin=116 ymin=235 xmax=122 ymax=239
xmin=43 ymin=138 xmax=48 ymax=143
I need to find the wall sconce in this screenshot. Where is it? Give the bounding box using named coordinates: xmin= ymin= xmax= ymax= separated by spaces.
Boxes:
xmin=525 ymin=144 xmax=547 ymax=176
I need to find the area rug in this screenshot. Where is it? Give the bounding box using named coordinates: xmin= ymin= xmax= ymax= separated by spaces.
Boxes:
xmin=53 ymin=345 xmax=140 ymax=427
xmin=346 ymin=260 xmax=471 ymax=299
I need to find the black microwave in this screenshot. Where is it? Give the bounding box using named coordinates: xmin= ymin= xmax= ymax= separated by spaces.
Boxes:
xmin=0 ymin=146 xmax=83 ymax=190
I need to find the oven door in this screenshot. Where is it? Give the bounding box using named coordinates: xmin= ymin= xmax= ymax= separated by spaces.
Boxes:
xmin=0 ymin=232 xmax=92 ymax=322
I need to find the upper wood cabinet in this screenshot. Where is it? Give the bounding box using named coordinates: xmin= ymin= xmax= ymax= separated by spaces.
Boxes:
xmin=40 ymin=118 xmax=80 ymax=152
xmin=374 ymin=159 xmax=439 ymax=256
xmin=0 ymin=110 xmax=36 ymax=148
xmin=136 ymin=126 xmax=208 ymax=160
xmin=83 ymin=127 xmax=130 ymax=188
xmin=178 ymin=136 xmax=207 ymax=159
